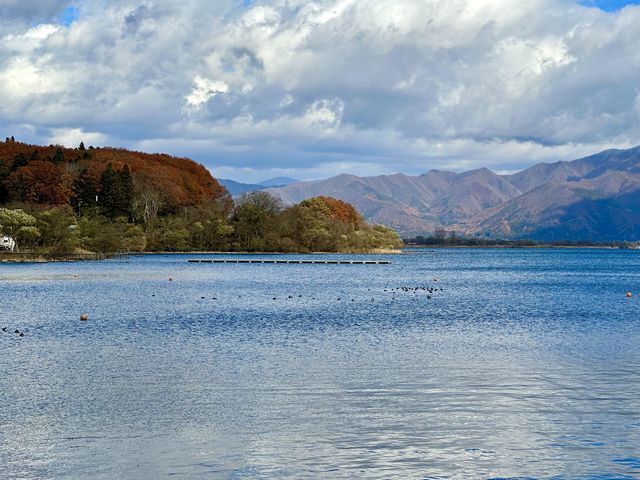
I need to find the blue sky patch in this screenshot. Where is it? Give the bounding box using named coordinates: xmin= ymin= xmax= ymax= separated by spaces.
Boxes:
xmin=581 ymin=0 xmax=640 ymax=11
xmin=61 ymin=5 xmax=79 ymax=26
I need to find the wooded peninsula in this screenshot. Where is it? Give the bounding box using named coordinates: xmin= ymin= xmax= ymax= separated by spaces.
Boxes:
xmin=0 ymin=139 xmax=402 ymax=256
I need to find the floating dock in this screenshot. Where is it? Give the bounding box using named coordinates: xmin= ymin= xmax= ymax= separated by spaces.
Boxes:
xmin=188 ymin=259 xmax=390 ymax=264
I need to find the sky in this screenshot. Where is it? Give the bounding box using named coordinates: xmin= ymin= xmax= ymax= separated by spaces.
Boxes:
xmin=1 ymin=1 xmax=640 ymax=182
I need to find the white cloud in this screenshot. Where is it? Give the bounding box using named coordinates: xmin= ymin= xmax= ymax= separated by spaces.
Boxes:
xmin=304 ymin=98 xmax=344 ymax=129
xmin=185 ymin=76 xmax=230 ymax=109
xmin=0 ymin=0 xmax=639 ymax=181
xmin=0 ymin=56 xmax=68 ymax=99
xmin=48 ymin=128 xmax=107 ymax=148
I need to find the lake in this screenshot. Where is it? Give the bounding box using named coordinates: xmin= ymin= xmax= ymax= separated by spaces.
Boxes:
xmin=1 ymin=249 xmax=639 ymax=479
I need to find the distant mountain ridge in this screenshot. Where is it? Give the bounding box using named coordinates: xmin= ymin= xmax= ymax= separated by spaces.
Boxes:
xmin=219 ymin=176 xmax=299 ymax=195
xmin=266 ymin=146 xmax=640 ymax=241
xmin=259 ymin=177 xmax=299 ymax=187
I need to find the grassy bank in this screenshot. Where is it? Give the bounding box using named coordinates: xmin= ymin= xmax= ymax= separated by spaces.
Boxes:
xmin=0 ymin=252 xmax=115 ymax=263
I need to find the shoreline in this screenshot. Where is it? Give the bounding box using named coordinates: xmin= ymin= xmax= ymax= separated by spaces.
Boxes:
xmin=403 ymin=244 xmax=624 ymax=250
xmin=0 ymin=249 xmax=403 ymax=263
xmin=139 ymin=249 xmax=403 ymax=255
xmin=2 ymin=245 xmax=632 ymax=263
xmin=0 ymin=253 xmax=117 ymax=263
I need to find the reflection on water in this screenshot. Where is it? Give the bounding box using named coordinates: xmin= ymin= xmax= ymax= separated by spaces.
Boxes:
xmin=1 ymin=250 xmax=639 ymax=479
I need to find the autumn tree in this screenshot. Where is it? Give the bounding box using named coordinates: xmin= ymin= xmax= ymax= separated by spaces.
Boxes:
xmin=7 ymin=161 xmax=73 ymax=204
xmin=300 ymin=196 xmax=363 ymax=229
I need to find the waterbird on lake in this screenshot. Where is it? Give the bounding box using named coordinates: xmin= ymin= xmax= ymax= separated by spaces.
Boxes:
xmin=14 ymin=329 xmax=20 ymax=334
xmin=19 ymin=332 xmax=24 ymax=337
xmin=1 ymin=327 xmax=6 ymax=332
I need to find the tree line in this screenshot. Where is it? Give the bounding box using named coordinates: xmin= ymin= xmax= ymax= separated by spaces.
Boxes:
xmin=0 ymin=140 xmax=402 ymax=254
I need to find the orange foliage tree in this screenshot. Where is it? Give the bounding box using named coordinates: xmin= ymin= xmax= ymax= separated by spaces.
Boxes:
xmin=0 ymin=140 xmax=229 ymax=211
xmin=300 ymin=196 xmax=364 ymax=229
xmin=7 ymin=161 xmax=73 ymax=205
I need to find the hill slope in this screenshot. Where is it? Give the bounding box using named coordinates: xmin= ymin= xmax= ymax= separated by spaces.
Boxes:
xmin=267 ymin=146 xmax=640 ymax=241
xmin=0 ymin=140 xmax=228 ymax=211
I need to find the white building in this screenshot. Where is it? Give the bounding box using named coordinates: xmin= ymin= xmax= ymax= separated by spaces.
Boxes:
xmin=1 ymin=235 xmax=16 ymax=252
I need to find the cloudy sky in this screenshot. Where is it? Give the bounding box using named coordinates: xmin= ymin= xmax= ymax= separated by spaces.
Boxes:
xmin=1 ymin=0 xmax=639 ymax=182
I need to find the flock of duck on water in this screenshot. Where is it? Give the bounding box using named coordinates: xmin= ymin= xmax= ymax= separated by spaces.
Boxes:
xmin=2 ymin=278 xmax=445 ymax=338
xmin=2 ymin=326 xmax=24 ymax=337
xmin=183 ymin=278 xmax=445 ymax=304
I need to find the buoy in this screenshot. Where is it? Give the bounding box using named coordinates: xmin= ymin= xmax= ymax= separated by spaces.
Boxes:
xmin=80 ymin=313 xmax=89 ymax=321
xmin=626 ymin=292 xmax=632 ymax=298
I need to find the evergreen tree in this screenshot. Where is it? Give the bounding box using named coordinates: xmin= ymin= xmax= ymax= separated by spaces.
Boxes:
xmin=79 ymin=142 xmax=85 ymax=151
xmin=29 ymin=150 xmax=40 ymax=162
xmin=0 ymin=159 xmax=9 ymax=203
xmin=100 ymin=163 xmax=118 ymax=218
xmin=11 ymin=153 xmax=28 ymax=171
xmin=99 ymin=163 xmax=133 ymax=219
xmin=74 ymin=168 xmax=99 ymax=215
xmin=52 ymin=146 xmax=65 ymax=165
xmin=120 ymin=165 xmax=133 ymax=217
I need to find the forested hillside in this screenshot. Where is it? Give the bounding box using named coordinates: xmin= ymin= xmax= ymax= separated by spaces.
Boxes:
xmin=0 ymin=139 xmax=401 ymax=254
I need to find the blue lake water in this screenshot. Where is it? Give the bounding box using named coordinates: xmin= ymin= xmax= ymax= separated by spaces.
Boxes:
xmin=1 ymin=249 xmax=639 ymax=479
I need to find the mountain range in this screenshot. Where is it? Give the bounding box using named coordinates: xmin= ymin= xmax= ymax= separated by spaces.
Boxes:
xmin=262 ymin=146 xmax=640 ymax=241
xmin=219 ymin=176 xmax=298 ymax=195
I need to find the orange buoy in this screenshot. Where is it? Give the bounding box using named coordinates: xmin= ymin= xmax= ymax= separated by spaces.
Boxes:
xmin=80 ymin=313 xmax=89 ymax=321
xmin=626 ymin=292 xmax=632 ymax=298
